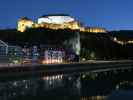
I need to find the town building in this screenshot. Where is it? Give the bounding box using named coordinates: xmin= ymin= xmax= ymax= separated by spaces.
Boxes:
xmin=42 ymin=49 xmax=65 ymax=64
xmin=0 ymin=40 xmax=22 ymax=63
xmin=38 ymin=45 xmax=65 ymax=64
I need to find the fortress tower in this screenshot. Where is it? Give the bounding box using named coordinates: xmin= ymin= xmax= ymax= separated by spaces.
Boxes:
xmin=17 ymin=17 xmax=33 ymax=32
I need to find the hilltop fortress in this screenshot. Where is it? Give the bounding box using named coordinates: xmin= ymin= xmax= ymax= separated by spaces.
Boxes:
xmin=17 ymin=14 xmax=106 ymax=33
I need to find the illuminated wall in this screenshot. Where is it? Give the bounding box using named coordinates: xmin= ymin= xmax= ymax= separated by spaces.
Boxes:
xmin=34 ymin=21 xmax=80 ymax=30
xmin=80 ymin=27 xmax=106 ymax=33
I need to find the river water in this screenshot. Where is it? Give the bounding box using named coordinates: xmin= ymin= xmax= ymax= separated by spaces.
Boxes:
xmin=0 ymin=68 xmax=133 ymax=100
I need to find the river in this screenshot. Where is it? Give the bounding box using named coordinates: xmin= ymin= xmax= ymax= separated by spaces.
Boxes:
xmin=0 ymin=68 xmax=133 ymax=100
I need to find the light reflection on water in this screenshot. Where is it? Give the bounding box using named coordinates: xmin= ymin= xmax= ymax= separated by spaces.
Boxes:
xmin=0 ymin=69 xmax=133 ymax=100
xmin=81 ymin=96 xmax=107 ymax=100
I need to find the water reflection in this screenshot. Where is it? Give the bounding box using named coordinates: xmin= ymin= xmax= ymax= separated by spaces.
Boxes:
xmin=0 ymin=69 xmax=133 ymax=100
xmin=81 ymin=96 xmax=107 ymax=100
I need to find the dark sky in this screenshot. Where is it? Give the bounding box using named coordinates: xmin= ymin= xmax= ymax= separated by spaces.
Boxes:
xmin=0 ymin=0 xmax=133 ymax=30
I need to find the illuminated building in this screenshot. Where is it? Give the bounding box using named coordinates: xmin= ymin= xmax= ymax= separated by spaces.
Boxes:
xmin=17 ymin=17 xmax=33 ymax=32
xmin=37 ymin=14 xmax=80 ymax=30
xmin=0 ymin=40 xmax=8 ymax=56
xmin=41 ymin=48 xmax=65 ymax=64
xmin=17 ymin=14 xmax=107 ymax=33
xmin=38 ymin=14 xmax=75 ymax=24
xmin=0 ymin=40 xmax=22 ymax=63
xmin=0 ymin=40 xmax=22 ymax=57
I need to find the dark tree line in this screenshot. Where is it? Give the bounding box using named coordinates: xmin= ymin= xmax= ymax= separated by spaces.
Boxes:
xmin=0 ymin=28 xmax=77 ymax=46
xmin=0 ymin=28 xmax=133 ymax=60
xmin=80 ymin=31 xmax=133 ymax=60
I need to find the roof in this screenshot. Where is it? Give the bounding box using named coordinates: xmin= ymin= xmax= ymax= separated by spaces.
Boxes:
xmin=19 ymin=17 xmax=31 ymax=21
xmin=40 ymin=14 xmax=71 ymax=18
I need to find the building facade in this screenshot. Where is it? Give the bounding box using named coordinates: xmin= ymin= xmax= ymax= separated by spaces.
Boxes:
xmin=17 ymin=17 xmax=33 ymax=32
xmin=0 ymin=40 xmax=22 ymax=63
xmin=42 ymin=49 xmax=65 ymax=64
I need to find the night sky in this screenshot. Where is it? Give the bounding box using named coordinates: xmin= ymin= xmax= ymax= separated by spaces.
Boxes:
xmin=1 ymin=0 xmax=133 ymax=30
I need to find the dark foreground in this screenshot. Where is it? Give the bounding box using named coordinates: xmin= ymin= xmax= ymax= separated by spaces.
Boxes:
xmin=0 ymin=64 xmax=133 ymax=100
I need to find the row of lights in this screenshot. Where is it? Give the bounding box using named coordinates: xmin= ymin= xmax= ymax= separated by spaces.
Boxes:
xmin=113 ymin=37 xmax=133 ymax=45
xmin=41 ymin=59 xmax=63 ymax=64
xmin=42 ymin=74 xmax=63 ymax=80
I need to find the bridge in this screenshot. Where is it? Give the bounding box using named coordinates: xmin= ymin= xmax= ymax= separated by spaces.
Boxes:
xmin=0 ymin=60 xmax=133 ymax=80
